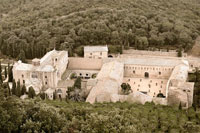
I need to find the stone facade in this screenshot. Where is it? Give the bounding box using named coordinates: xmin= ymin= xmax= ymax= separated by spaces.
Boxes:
xmin=84 ymin=45 xmax=108 ymax=59
xmin=13 ymin=46 xmax=197 ymax=108
xmin=13 ymin=49 xmax=68 ymax=94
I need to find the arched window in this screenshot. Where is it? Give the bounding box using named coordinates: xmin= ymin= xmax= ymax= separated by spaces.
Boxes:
xmin=159 ymin=72 xmax=161 ymax=75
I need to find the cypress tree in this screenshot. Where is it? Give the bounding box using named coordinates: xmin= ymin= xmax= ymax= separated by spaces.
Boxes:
xmin=53 ymin=91 xmax=56 ymax=100
xmin=28 ymin=86 xmax=36 ymax=98
xmin=4 ymin=67 xmax=7 ymax=80
xmin=74 ymin=77 xmax=81 ymax=89
xmin=21 ymin=84 xmax=27 ymax=95
xmin=7 ymin=82 xmax=11 ymax=96
xmin=179 ymin=102 xmax=182 ymax=110
xmin=12 ymin=79 xmax=16 ymax=95
xmin=8 ymin=64 xmax=13 ymax=82
xmin=0 ymin=62 xmax=2 ymax=83
xmin=16 ymin=80 xmax=21 ymax=97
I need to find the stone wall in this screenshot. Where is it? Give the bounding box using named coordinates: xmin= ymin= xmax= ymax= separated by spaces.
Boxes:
xmin=68 ymin=57 xmax=103 ymax=70
xmin=124 ymin=64 xmax=173 ymax=79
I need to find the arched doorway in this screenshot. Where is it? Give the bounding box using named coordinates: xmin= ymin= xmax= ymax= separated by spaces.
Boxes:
xmin=108 ymin=55 xmax=113 ymax=58
xmin=157 ymin=93 xmax=165 ymax=98
xmin=144 ymin=72 xmax=149 ymax=78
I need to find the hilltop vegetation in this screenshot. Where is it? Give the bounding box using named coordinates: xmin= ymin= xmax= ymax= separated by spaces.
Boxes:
xmin=1 ymin=95 xmax=200 ymax=132
xmin=0 ymin=0 xmax=200 ymax=59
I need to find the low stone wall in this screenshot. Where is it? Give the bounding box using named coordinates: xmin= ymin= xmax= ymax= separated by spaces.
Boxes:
xmin=123 ymin=49 xmax=187 ymax=57
xmin=153 ymin=97 xmax=167 ymax=105
xmin=68 ymin=57 xmax=103 ymax=70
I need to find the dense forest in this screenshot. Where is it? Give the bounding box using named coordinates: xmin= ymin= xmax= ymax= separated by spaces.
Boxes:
xmin=0 ymin=93 xmax=200 ymax=132
xmin=0 ymin=0 xmax=200 ymax=59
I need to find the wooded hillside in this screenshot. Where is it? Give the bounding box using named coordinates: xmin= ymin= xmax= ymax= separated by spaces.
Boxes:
xmin=0 ymin=0 xmax=200 ymax=59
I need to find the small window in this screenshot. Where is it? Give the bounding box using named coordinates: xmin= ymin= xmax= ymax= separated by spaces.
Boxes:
xmin=90 ymin=53 xmax=92 ymax=55
xmin=128 ymin=79 xmax=130 ymax=81
xmin=45 ymin=76 xmax=47 ymax=78
xmin=133 ymin=70 xmax=135 ymax=74
xmin=23 ymin=80 xmax=25 ymax=84
xmin=100 ymin=52 xmax=102 ymax=56
xmin=138 ymin=85 xmax=140 ymax=87
xmin=161 ymin=85 xmax=162 ymax=88
xmin=137 ymin=89 xmax=139 ymax=91
xmin=22 ymin=74 xmax=24 ymax=78
xmin=156 ymin=83 xmax=158 ymax=86
xmin=55 ymin=58 xmax=57 ymax=61
xmin=159 ymin=72 xmax=161 ymax=75
xmin=140 ymin=79 xmax=142 ymax=82
xmin=149 ymin=84 xmax=151 ymax=88
xmin=45 ymin=82 xmax=48 ymax=85
xmin=161 ymin=81 xmax=163 ymax=84
xmin=86 ymin=74 xmax=88 ymax=76
xmin=187 ymin=90 xmax=191 ymax=92
xmin=159 ymin=90 xmax=161 ymax=93
xmin=80 ymin=73 xmax=82 ymax=76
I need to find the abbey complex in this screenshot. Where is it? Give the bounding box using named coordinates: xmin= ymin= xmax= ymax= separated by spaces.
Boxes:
xmin=12 ymin=46 xmax=200 ymax=108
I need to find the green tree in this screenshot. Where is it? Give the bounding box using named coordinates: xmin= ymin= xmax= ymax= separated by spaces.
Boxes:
xmin=0 ymin=62 xmax=2 ymax=83
xmin=17 ymin=50 xmax=26 ymax=63
xmin=177 ymin=48 xmax=182 ymax=57
xmin=121 ymin=83 xmax=132 ymax=95
xmin=28 ymin=86 xmax=36 ymax=98
xmin=53 ymin=91 xmax=57 ymax=100
xmin=11 ymin=79 xmax=16 ymax=95
xmin=16 ymin=80 xmax=21 ymax=97
xmin=8 ymin=64 xmax=13 ymax=82
xmin=74 ymin=77 xmax=81 ymax=89
xmin=4 ymin=67 xmax=7 ymax=80
xmin=21 ymin=85 xmax=26 ymax=95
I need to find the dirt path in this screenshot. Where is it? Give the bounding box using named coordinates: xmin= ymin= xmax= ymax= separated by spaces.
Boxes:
xmin=188 ymin=36 xmax=200 ymax=57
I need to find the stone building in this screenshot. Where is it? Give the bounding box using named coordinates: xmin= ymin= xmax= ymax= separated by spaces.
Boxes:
xmin=84 ymin=49 xmax=195 ymax=108
xmin=13 ymin=49 xmax=68 ymax=94
xmin=12 ymin=46 xmax=196 ymax=108
xmin=84 ymin=45 xmax=108 ymax=59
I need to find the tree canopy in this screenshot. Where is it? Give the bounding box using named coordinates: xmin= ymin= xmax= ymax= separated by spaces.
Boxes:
xmin=0 ymin=0 xmax=200 ymax=59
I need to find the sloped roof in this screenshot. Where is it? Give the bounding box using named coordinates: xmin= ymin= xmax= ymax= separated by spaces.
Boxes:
xmin=103 ymin=57 xmax=186 ymax=67
xmin=14 ymin=62 xmax=33 ymax=71
xmin=84 ymin=46 xmax=108 ymax=52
